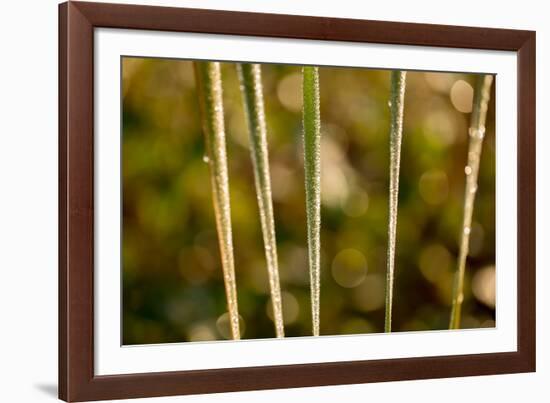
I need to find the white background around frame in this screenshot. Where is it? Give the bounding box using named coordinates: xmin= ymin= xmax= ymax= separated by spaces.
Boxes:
xmin=0 ymin=0 xmax=547 ymax=402
xmin=95 ymin=28 xmax=517 ymax=376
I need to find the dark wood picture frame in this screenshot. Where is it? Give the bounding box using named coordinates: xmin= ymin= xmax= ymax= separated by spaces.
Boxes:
xmin=59 ymin=1 xmax=536 ymax=401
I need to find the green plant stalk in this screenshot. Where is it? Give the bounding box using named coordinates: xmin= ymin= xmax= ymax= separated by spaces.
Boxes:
xmin=302 ymin=66 xmax=321 ymax=337
xmin=237 ymin=63 xmax=285 ymax=338
xmin=194 ymin=61 xmax=240 ymax=340
xmin=384 ymin=70 xmax=407 ymax=333
xmin=449 ymin=74 xmax=494 ymax=330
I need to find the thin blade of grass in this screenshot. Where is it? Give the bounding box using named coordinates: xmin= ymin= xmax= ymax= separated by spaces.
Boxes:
xmin=237 ymin=63 xmax=285 ymax=338
xmin=302 ymin=66 xmax=321 ymax=336
xmin=449 ymin=74 xmax=494 ymax=330
xmin=384 ymin=70 xmax=407 ymax=333
xmin=194 ymin=61 xmax=240 ymax=340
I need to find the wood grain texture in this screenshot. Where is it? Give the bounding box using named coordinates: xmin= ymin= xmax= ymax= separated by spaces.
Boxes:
xmin=59 ymin=1 xmax=536 ymax=401
xmin=59 ymin=2 xmax=95 ymax=401
xmin=58 ymin=4 xmax=68 ymax=400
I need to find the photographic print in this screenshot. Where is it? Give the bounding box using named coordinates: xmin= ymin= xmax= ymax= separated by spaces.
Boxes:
xmin=121 ymin=58 xmax=496 ymax=345
xmin=59 ymin=3 xmax=536 ymax=400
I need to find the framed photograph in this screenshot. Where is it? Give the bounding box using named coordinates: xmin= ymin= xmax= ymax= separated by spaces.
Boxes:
xmin=59 ymin=1 xmax=536 ymax=401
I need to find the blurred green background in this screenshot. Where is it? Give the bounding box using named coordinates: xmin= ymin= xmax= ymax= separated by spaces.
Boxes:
xmin=122 ymin=57 xmax=496 ymax=345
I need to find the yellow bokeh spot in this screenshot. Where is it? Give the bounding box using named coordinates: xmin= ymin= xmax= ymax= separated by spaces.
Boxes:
xmin=450 ymin=79 xmax=474 ymax=113
xmin=331 ymin=249 xmax=368 ymax=288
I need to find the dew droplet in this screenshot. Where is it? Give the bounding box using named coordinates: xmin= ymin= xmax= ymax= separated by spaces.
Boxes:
xmin=203 ymin=155 xmax=210 ymax=163
xmin=464 ymin=166 xmax=472 ymax=175
xmin=469 ymin=127 xmax=486 ymax=139
xmin=463 ymin=226 xmax=471 ymax=235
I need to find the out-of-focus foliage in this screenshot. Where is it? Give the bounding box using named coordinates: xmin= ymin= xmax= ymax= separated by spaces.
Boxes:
xmin=122 ymin=57 xmax=496 ymax=345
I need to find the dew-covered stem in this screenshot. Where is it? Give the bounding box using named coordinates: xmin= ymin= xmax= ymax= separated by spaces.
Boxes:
xmin=237 ymin=63 xmax=285 ymax=338
xmin=449 ymin=74 xmax=494 ymax=330
xmin=194 ymin=61 xmax=240 ymax=340
xmin=384 ymin=70 xmax=407 ymax=333
xmin=302 ymin=66 xmax=321 ymax=336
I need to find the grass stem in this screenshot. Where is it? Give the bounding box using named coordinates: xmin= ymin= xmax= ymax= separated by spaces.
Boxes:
xmin=449 ymin=74 xmax=494 ymax=330
xmin=384 ymin=70 xmax=407 ymax=333
xmin=302 ymin=66 xmax=322 ymax=336
xmin=194 ymin=61 xmax=240 ymax=340
xmin=237 ymin=63 xmax=285 ymax=338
